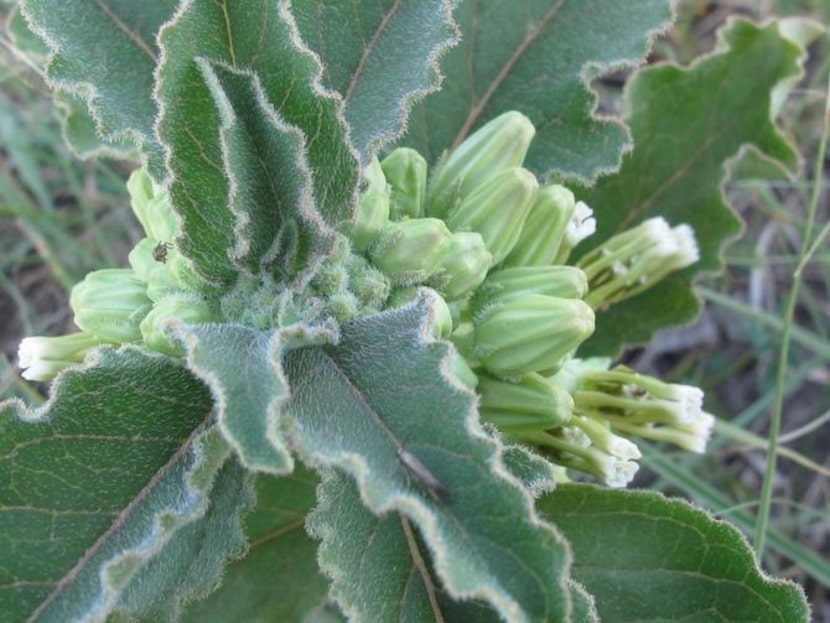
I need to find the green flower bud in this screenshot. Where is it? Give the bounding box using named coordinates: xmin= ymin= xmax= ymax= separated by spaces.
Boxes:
xmin=324 ymin=291 xmax=360 ymax=322
xmin=386 ymin=286 xmax=452 ymax=338
xmin=477 ymin=372 xmax=573 ymax=434
xmin=448 ymin=351 xmax=478 ymax=390
xmin=502 ymin=184 xmax=575 ymax=267
xmin=351 ymin=187 xmax=390 ymax=252
xmin=347 ymin=255 xmax=391 ymax=310
xmin=471 ymin=266 xmax=588 ymax=315
xmin=363 ymin=155 xmax=387 ymax=192
xmin=445 ymin=167 xmax=537 ymax=265
xmin=449 ymin=320 xmax=476 ymax=362
xmin=128 ymin=238 xmax=159 ymax=281
xmin=386 ymin=287 xmax=452 ymax=339
xmin=428 ymin=111 xmax=535 ymax=218
xmin=311 ymin=258 xmax=350 ymax=297
xmin=140 ymin=294 xmax=216 ymax=356
xmin=577 ymin=217 xmax=699 ymax=309
xmin=369 ymin=218 xmax=453 ymax=285
xmin=447 ymin=299 xmax=469 ymax=328
xmin=146 ymin=265 xmax=181 ymax=303
xmin=381 ymin=147 xmax=428 ymax=220
xmin=17 ymin=332 xmax=105 ymax=381
xmin=430 ymin=232 xmax=492 ymax=301
xmin=70 ymin=269 xmax=152 ymax=343
xmin=126 ymin=167 xmax=153 ymax=212
xmin=473 ymin=294 xmax=595 ymax=377
xmin=127 ymin=168 xmax=176 ymax=241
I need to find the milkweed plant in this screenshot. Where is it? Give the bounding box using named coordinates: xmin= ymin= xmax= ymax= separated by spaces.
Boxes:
xmin=1 ymin=1 xmax=818 ymax=621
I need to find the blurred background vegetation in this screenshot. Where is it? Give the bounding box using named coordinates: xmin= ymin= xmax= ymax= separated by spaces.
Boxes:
xmin=1 ymin=1 xmax=828 ymax=620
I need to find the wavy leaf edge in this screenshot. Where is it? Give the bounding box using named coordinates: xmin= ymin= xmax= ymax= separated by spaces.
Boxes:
xmin=300 ymin=292 xmax=575 ymax=622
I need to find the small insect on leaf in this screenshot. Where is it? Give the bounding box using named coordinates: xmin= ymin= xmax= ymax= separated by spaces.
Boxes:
xmin=397 ymin=447 xmax=450 ymax=502
xmin=152 ymin=241 xmax=173 ymax=264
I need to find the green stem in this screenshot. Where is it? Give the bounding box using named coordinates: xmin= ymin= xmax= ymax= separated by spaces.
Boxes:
xmin=754 ymin=68 xmax=830 ymax=557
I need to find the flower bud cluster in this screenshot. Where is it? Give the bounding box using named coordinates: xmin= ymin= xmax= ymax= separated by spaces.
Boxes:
xmin=18 ymin=169 xmax=217 ymax=380
xmin=333 ymin=111 xmax=711 ymax=488
xmin=18 ymin=111 xmax=713 ymax=492
xmin=567 ymin=363 xmax=716 ymax=454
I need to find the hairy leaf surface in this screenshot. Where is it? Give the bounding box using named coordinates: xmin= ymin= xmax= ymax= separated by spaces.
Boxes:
xmin=197 ymin=60 xmax=332 ymax=280
xmin=20 ymin=0 xmax=175 ymax=176
xmin=293 ymin=0 xmax=459 ymax=160
xmin=575 ymin=19 xmax=804 ymax=355
xmin=177 ymin=323 xmax=293 ymax=474
xmin=181 ymin=468 xmax=331 ymax=623
xmin=0 ymin=348 xmax=248 ymax=621
xmin=285 ymin=296 xmax=571 ymax=622
xmin=403 ymin=0 xmax=673 ymax=182
xmin=156 ymin=0 xmax=359 ymax=289
xmin=541 ymin=485 xmax=810 ymax=622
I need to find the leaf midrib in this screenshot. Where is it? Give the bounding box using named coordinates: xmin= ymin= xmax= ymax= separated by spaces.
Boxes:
xmin=27 ymin=417 xmax=211 ymax=622
xmin=451 ymin=0 xmax=566 ymax=149
xmin=93 ymin=0 xmax=157 ymax=62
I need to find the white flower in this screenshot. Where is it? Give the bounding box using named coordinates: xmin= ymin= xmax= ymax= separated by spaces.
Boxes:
xmin=578 ymin=217 xmax=700 ymax=309
xmin=597 ymin=453 xmax=640 ymax=488
xmin=577 ymin=366 xmax=704 ymax=426
xmin=673 ymin=411 xmax=716 ymax=453
xmin=531 ymin=425 xmax=641 ymax=488
xmin=18 ymin=333 xmax=101 ymax=381
xmin=564 ymin=201 xmax=596 ymax=248
xmin=670 ymin=224 xmax=700 ymax=268
xmin=606 ymin=412 xmax=716 ymax=454
xmin=571 ymin=414 xmax=642 ymax=460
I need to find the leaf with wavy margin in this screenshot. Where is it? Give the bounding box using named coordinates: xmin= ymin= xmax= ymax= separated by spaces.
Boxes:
xmin=573 ymin=18 xmax=805 ymax=356
xmin=196 ymin=59 xmax=335 ymax=281
xmin=292 ymin=0 xmax=459 ymax=160
xmin=181 ymin=467 xmax=336 ymax=622
xmin=155 ymin=0 xmax=359 ymax=289
xmin=19 ymin=0 xmax=175 ymax=176
xmin=175 ymin=323 xmax=295 ymax=474
xmin=541 ymin=485 xmax=810 ymax=622
xmin=0 ymin=348 xmax=249 ymax=621
xmin=402 ymin=0 xmax=673 ymax=183
xmin=283 ymin=294 xmax=572 ymax=622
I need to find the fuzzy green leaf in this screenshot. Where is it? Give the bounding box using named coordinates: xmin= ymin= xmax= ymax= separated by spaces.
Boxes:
xmin=6 ymin=5 xmax=137 ymax=160
xmin=180 ymin=467 xmax=333 ymax=623
xmin=402 ymin=0 xmax=673 ymax=182
xmin=285 ymin=295 xmax=571 ymax=623
xmin=0 ymin=348 xmax=251 ymax=622
xmin=7 ymin=3 xmax=48 ymax=57
xmin=53 ymin=92 xmax=137 ymax=160
xmin=156 ymin=0 xmax=359 ymax=289
xmin=574 ymin=19 xmax=804 ymax=356
xmin=292 ymin=0 xmax=459 ymax=160
xmin=175 ymin=324 xmax=298 ymax=474
xmin=196 ymin=60 xmax=334 ymax=280
xmin=106 ymin=439 xmax=252 ymax=622
xmin=310 ymin=470 xmax=504 ymax=622
xmin=567 ymin=580 xmax=599 ymax=623
xmin=501 ymin=444 xmax=559 ymax=496
xmin=540 ymin=485 xmax=810 ymax=622
xmin=19 ymin=0 xmax=175 ymax=176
